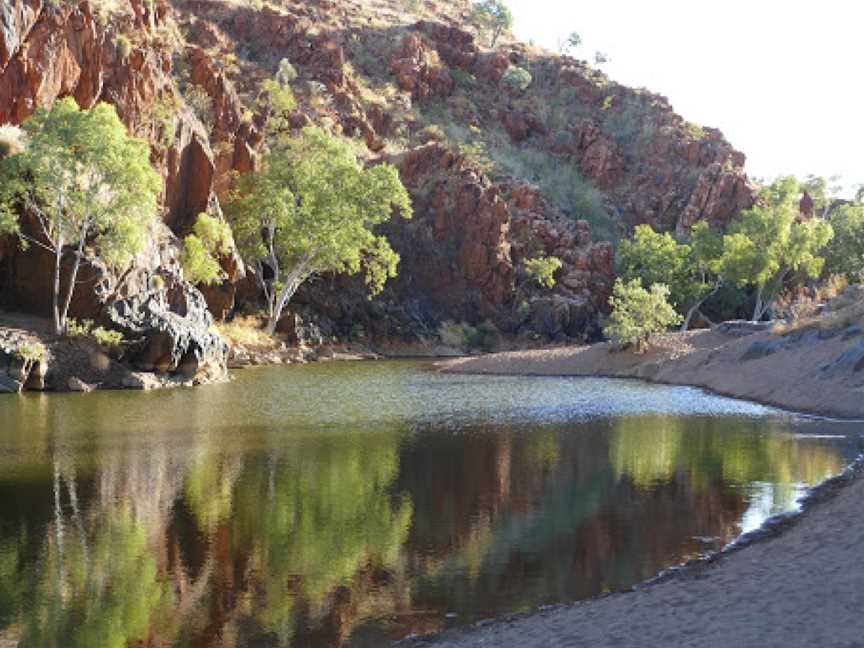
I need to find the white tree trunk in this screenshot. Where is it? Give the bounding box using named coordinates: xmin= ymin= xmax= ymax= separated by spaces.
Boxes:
xmin=265 ymin=260 xmax=310 ymax=336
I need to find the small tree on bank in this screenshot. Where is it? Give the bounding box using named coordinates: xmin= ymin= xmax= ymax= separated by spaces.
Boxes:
xmin=0 ymin=98 xmax=161 ymax=335
xmin=721 ymin=176 xmax=833 ymax=321
xmin=618 ymin=222 xmax=724 ymax=331
xmin=226 ymin=127 xmax=412 ymax=335
xmin=470 ymin=0 xmax=513 ymax=48
xmin=604 ymin=279 xmax=681 ymax=352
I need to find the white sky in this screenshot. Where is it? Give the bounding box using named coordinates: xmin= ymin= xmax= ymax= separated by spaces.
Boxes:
xmin=507 ymin=0 xmax=863 ymax=195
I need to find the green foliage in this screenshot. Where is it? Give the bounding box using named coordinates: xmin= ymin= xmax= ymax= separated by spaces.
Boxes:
xmin=226 ymin=127 xmax=412 ymax=333
xmin=604 ymin=279 xmax=681 ymax=351
xmin=469 ymin=0 xmax=513 ymax=47
xmin=501 ymin=66 xmax=532 ymax=93
xmin=618 ymin=223 xmax=724 ymax=328
xmin=66 ymin=318 xmax=124 ymax=347
xmin=258 ymin=76 xmax=297 ymax=135
xmin=116 ymin=34 xmax=132 ymax=60
xmin=16 ymin=341 xmax=47 ymax=363
xmin=0 ymin=98 xmax=161 ymax=334
xmin=275 ymin=57 xmax=298 ymax=85
xmin=721 ymin=176 xmax=834 ymax=320
xmin=523 ymin=255 xmax=562 ymax=288
xmin=683 ymin=121 xmax=706 ymax=140
xmin=181 ymin=213 xmax=233 ymax=286
xmin=151 ymin=96 xmax=177 ymax=148
xmin=824 ymin=203 xmax=864 ymax=282
xmin=450 ymin=68 xmax=478 ymax=89
xmin=438 ymin=320 xmax=497 ymax=351
xmin=800 ymin=173 xmax=842 ymax=215
xmin=458 ymin=140 xmax=496 ymax=175
xmin=418 ymin=124 xmax=447 ymax=143
xmin=92 ymin=327 xmax=124 ymax=347
xmin=492 ymin=148 xmax=613 ymax=240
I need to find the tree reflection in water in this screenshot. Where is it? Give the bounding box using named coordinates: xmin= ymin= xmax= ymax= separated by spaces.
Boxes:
xmin=0 ymin=409 xmax=853 ymax=647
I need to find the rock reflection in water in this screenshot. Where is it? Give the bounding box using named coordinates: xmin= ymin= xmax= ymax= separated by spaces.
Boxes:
xmin=0 ymin=363 xmax=856 ymax=647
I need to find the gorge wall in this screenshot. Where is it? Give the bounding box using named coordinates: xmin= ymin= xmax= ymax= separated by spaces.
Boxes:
xmin=0 ymin=0 xmax=757 ymax=346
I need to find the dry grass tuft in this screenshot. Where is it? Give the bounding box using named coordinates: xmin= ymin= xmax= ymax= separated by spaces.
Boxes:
xmin=215 ymin=315 xmax=276 ymax=349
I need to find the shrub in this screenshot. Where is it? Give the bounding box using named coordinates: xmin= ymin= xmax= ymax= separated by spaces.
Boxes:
xmin=418 ymin=124 xmax=446 ymax=143
xmin=92 ymin=327 xmax=124 ymax=348
xmin=438 ymin=320 xmax=497 ymax=351
xmin=66 ymin=318 xmax=95 ymax=338
xmin=275 ymin=57 xmax=298 ymax=85
xmin=65 ymin=319 xmax=124 ymax=347
xmin=501 ymin=66 xmax=532 ymax=92
xmin=683 ymin=121 xmax=706 ymax=140
xmin=458 ymin=141 xmax=496 ymax=175
xmin=116 ymin=34 xmax=132 ymax=60
xmin=152 ymin=97 xmax=177 ymax=148
xmin=181 ymin=213 xmax=233 ymax=286
xmin=16 ymin=341 xmax=47 ymax=364
xmin=604 ymin=279 xmax=681 ymax=352
xmin=450 ymin=68 xmax=477 ymax=89
xmin=523 ymin=256 xmax=562 ymax=288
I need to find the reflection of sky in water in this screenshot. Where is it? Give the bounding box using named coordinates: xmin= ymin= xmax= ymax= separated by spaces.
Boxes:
xmin=738 ymin=481 xmax=810 ymax=534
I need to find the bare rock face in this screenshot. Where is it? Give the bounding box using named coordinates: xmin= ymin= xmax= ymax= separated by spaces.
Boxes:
xmin=107 ymin=271 xmax=227 ymax=381
xmin=677 ymin=161 xmax=757 ymax=236
xmin=392 ymin=143 xmax=513 ymax=321
xmin=389 ymin=33 xmax=453 ymax=100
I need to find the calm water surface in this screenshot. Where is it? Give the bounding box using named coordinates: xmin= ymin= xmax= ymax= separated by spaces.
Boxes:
xmin=0 ymin=361 xmax=861 ymax=647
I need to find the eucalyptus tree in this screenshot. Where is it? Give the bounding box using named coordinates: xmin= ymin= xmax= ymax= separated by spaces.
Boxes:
xmin=226 ymin=127 xmax=412 ymax=335
xmin=0 ymin=98 xmax=161 ymax=334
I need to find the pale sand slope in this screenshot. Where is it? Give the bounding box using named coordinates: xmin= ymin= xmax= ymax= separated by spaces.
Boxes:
xmin=441 ymin=325 xmax=864 ymax=418
xmin=409 ymin=473 xmax=864 ymax=648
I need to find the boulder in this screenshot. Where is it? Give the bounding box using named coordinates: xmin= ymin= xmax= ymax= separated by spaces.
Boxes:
xmin=107 ymin=273 xmax=227 ymax=381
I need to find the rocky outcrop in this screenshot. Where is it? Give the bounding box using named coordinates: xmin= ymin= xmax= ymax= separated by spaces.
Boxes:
xmin=677 ymin=161 xmax=757 ymax=236
xmin=388 ymin=33 xmax=453 ymax=100
xmin=107 ymin=271 xmax=227 ymax=381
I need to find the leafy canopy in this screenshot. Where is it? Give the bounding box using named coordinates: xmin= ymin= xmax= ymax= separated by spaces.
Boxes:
xmin=470 ymin=0 xmax=513 ymax=47
xmin=181 ymin=212 xmax=234 ymax=286
xmin=226 ymin=127 xmax=412 ymax=331
xmin=721 ymin=176 xmax=833 ymax=319
xmin=604 ymin=279 xmax=681 ymax=351
xmin=0 ymin=98 xmax=161 ymax=333
xmin=523 ymin=255 xmax=562 ymax=288
xmin=824 ymin=203 xmax=864 ymax=283
xmin=618 ymin=222 xmax=724 ymax=328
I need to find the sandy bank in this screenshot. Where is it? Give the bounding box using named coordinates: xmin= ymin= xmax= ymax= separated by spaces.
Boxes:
xmin=441 ymin=322 xmax=864 ymax=418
